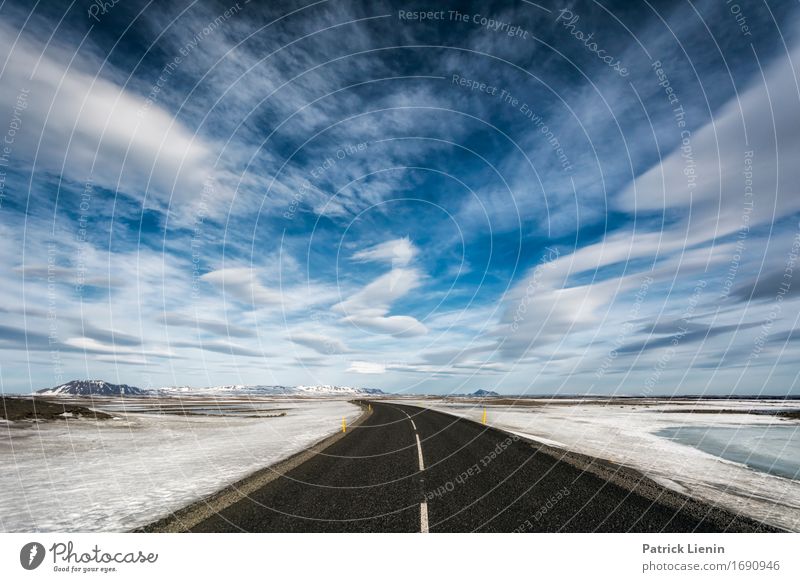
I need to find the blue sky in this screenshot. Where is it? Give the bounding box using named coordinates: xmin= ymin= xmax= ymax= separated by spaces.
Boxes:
xmin=1 ymin=0 xmax=800 ymax=395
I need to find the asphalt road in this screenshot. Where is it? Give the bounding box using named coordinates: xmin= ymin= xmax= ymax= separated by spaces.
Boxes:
xmin=189 ymin=402 xmax=770 ymax=532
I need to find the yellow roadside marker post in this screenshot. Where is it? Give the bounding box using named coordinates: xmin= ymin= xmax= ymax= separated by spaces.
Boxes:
xmin=342 ymin=417 xmax=347 ymax=433
xmin=482 ymin=408 xmax=487 ymax=425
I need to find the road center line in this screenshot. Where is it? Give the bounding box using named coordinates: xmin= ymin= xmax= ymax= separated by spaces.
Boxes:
xmin=399 ymin=407 xmax=429 ymax=533
xmin=415 ymin=433 xmax=425 ymax=471
xmin=420 ymin=501 xmax=429 ymax=533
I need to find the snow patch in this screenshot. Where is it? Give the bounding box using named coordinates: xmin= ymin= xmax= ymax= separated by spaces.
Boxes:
xmin=0 ymin=399 xmax=360 ymax=532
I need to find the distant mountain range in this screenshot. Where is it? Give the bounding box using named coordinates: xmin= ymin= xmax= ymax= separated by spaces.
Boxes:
xmin=155 ymin=384 xmax=385 ymax=397
xmin=37 ymin=380 xmax=148 ymax=396
xmin=33 ymin=382 xmax=800 ymax=399
xmin=36 ymin=380 xmax=385 ymax=397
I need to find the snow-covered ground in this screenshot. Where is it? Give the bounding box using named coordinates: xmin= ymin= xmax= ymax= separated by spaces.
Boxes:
xmin=401 ymin=399 xmax=800 ymax=532
xmin=0 ymin=399 xmax=360 ymax=532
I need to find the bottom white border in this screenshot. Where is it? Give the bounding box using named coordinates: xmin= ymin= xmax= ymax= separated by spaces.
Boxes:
xmin=1 ymin=533 xmax=797 ymax=581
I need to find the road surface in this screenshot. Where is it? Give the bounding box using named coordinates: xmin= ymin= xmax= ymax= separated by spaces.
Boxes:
xmin=188 ymin=402 xmax=770 ymax=532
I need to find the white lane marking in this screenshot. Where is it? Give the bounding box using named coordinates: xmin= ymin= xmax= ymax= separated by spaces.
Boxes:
xmin=415 ymin=433 xmax=425 ymax=471
xmin=401 ymin=409 xmax=423 ymax=467
xmin=398 ymin=407 xmax=429 ymax=533
xmin=402 ymin=409 xmax=418 ymax=432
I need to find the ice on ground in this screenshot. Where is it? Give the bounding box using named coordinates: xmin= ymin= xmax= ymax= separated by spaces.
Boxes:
xmin=403 ymin=399 xmax=800 ymax=532
xmin=0 ymin=399 xmax=360 ymax=532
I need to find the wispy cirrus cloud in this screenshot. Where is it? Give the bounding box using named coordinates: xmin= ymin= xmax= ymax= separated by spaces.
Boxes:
xmin=2 ymin=0 xmax=800 ymax=395
xmin=334 ymin=238 xmax=428 ymax=338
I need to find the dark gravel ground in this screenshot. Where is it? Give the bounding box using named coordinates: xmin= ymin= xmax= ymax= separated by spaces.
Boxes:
xmin=0 ymin=396 xmax=112 ymax=421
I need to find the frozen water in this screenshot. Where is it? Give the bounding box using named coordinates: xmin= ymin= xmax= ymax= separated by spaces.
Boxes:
xmin=656 ymin=425 xmax=800 ymax=481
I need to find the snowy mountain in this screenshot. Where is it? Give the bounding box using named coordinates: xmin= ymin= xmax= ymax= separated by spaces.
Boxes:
xmin=156 ymin=384 xmax=385 ymax=397
xmin=37 ymin=380 xmax=385 ymax=397
xmin=37 ymin=380 xmax=147 ymax=396
xmin=295 ymin=385 xmax=385 ymax=396
xmin=472 ymin=389 xmax=500 ymax=397
xmin=446 ymin=389 xmax=502 ymax=398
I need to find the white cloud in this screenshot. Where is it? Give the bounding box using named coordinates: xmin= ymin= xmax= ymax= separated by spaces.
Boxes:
xmin=62 ymin=337 xmax=171 ymax=358
xmin=201 ymin=268 xmax=285 ymax=307
xmin=0 ymin=21 xmax=218 ymax=213
xmin=347 ymin=361 xmax=386 ymax=374
xmin=200 ymin=267 xmax=339 ymax=312
xmin=170 ymin=339 xmax=268 ymax=358
xmin=617 ymin=43 xmax=800 ymax=243
xmin=352 ymin=237 xmax=417 ymax=267
xmin=333 ymin=240 xmax=429 ymax=338
xmin=335 ymin=268 xmax=421 ymax=315
xmin=13 ymin=265 xmax=126 ymax=290
xmin=346 ymin=314 xmax=428 ymax=338
xmin=161 ymin=312 xmax=255 ymax=338
xmin=288 ymin=332 xmax=350 ymax=355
